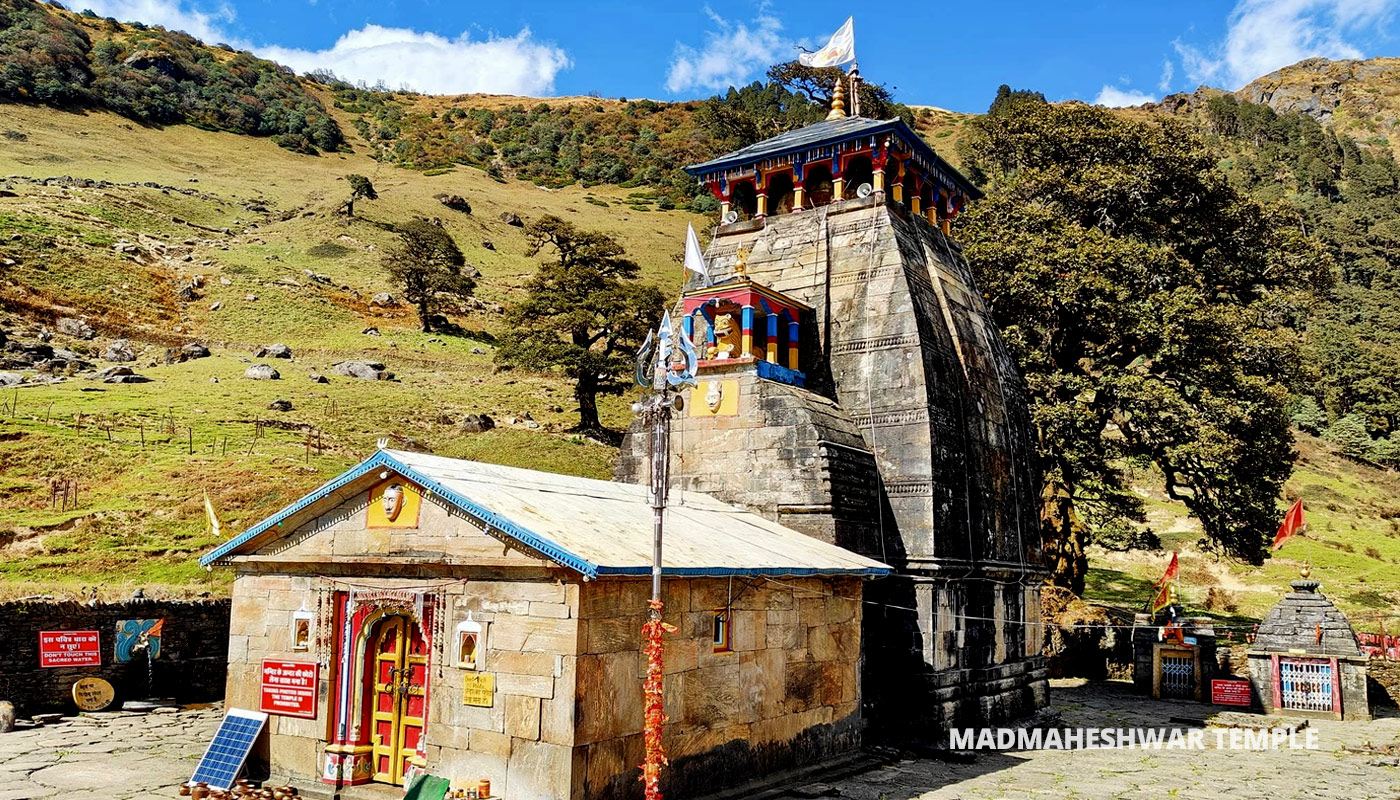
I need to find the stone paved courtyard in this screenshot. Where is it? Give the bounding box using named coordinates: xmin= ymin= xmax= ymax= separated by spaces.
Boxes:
xmin=1 ymin=680 xmax=1398 ymax=799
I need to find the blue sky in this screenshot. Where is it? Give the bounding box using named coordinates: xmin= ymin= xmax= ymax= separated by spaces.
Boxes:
xmin=78 ymin=0 xmax=1400 ymax=111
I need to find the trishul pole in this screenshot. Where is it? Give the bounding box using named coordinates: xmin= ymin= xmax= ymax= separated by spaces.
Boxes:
xmin=632 ymin=311 xmax=696 ymax=800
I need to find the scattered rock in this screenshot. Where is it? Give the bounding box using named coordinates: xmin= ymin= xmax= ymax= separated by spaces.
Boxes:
xmin=107 ymin=373 xmax=151 ymax=385
xmin=220 ymin=277 xmax=232 ymax=286
xmin=35 ymin=328 xmax=52 ymax=342
xmin=332 ymin=360 xmax=392 ymax=380
xmin=176 ymin=285 xmax=199 ymax=302
xmin=435 ymin=193 xmax=472 ymax=214
xmin=458 ymin=413 xmax=495 ymax=433
xmin=0 ymin=372 xmax=23 ymax=386
xmin=500 ymin=211 xmax=524 ymax=227
xmin=56 ymin=317 xmax=96 ymax=340
xmin=256 ymin=343 xmax=293 ymax=359
xmin=210 ymin=301 xmax=222 ymax=311
xmin=191 ymin=274 xmax=205 ymax=288
xmin=210 ymin=377 xmax=219 ymax=383
xmin=370 ymin=292 xmax=399 ymax=308
xmin=102 ymin=339 xmax=135 ymax=361
xmin=362 ymin=327 xmax=381 ymax=336
xmin=244 ymin=363 xmax=280 ymax=380
xmin=50 ymin=347 xmax=83 ymax=362
xmin=303 ymin=270 xmax=333 ymax=285
xmin=462 ymin=263 xmax=482 ymax=279
xmin=482 ymin=240 xmax=495 ymax=251
xmin=309 ymin=372 xmax=329 ymax=384
xmin=0 ymin=189 xmax=16 ymax=199
xmin=245 ymin=294 xmax=258 ymax=302
xmin=470 ymin=347 xmax=486 ymax=355
xmin=12 ymin=342 xmax=52 ymax=361
xmin=180 ymin=343 xmax=211 ymax=360
xmin=268 ymin=399 xmax=293 ymax=412
xmin=0 ymin=700 xmax=13 ymax=733
xmin=546 ymin=404 xmax=563 ymax=413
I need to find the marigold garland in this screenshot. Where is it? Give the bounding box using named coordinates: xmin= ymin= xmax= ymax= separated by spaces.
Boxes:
xmin=639 ymin=598 xmax=677 ymax=799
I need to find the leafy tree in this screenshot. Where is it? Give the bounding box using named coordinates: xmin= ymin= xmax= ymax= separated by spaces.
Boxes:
xmin=956 ymin=93 xmax=1332 ymax=593
xmin=1371 ymin=434 xmax=1400 ymax=468
xmin=344 ymin=174 xmax=378 ymax=217
xmin=382 ymin=219 xmax=473 ymax=333
xmin=1291 ymin=396 xmax=1328 ymax=435
xmin=495 ymin=216 xmax=665 ymax=433
xmin=765 ymin=62 xmax=910 ymax=123
xmin=1325 ymin=413 xmax=1373 ymax=460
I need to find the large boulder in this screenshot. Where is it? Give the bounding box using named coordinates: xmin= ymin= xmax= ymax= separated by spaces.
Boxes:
xmin=56 ymin=317 xmax=96 ymax=340
xmin=370 ymin=293 xmax=399 ymax=308
xmin=268 ymin=399 xmax=293 ymax=412
xmin=256 ymin=343 xmax=293 ymax=359
xmin=500 ymin=212 xmax=524 ymax=227
xmin=332 ymin=360 xmax=392 ymax=380
xmin=0 ymin=372 xmax=23 ymax=386
xmin=99 ymin=366 xmax=150 ymax=384
xmin=435 ymin=193 xmax=472 ymax=214
xmin=102 ymin=339 xmax=136 ymax=362
xmin=458 ymin=413 xmax=496 ymax=433
xmin=244 ymin=363 xmax=280 ymax=380
xmin=171 ymin=342 xmax=211 ymax=362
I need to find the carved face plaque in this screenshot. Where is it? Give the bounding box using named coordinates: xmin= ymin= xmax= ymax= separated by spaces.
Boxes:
xmin=705 ymin=381 xmax=723 ymax=411
xmin=381 ymin=483 xmax=406 ymax=522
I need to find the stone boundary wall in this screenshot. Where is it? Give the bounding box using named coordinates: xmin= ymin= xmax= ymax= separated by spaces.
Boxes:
xmin=0 ymin=598 xmax=231 ymax=716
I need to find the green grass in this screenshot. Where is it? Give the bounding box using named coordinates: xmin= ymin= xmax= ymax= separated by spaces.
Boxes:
xmin=0 ymin=103 xmax=704 ymax=598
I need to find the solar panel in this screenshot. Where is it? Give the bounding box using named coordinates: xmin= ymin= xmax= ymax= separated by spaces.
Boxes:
xmin=190 ymin=708 xmax=268 ymax=789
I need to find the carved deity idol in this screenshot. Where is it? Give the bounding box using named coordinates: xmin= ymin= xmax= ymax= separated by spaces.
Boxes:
xmin=709 ymin=313 xmax=740 ymax=359
xmin=381 ymin=483 xmax=406 ymax=522
xmin=705 ymin=381 xmax=723 ymax=412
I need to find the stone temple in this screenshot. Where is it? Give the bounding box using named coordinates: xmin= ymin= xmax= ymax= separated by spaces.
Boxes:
xmin=618 ymin=90 xmax=1047 ymax=734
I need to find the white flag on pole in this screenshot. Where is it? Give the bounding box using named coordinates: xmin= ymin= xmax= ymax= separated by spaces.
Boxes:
xmin=798 ymin=17 xmax=856 ymax=68
xmin=684 ymin=223 xmax=709 ymax=285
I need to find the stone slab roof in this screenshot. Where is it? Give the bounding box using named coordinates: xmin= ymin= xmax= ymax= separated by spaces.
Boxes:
xmin=200 ymin=449 xmax=891 ymax=580
xmin=683 ymin=116 xmax=982 ymax=199
xmin=1251 ymin=580 xmax=1362 ymax=657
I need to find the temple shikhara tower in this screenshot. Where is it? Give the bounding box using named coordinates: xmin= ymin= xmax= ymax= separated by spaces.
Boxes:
xmin=620 ymin=76 xmax=1047 ymax=734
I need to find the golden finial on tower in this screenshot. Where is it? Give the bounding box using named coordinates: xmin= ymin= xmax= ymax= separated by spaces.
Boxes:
xmin=1300 ymin=561 xmax=1311 ymax=579
xmin=827 ymin=76 xmax=847 ymax=120
xmin=734 ymin=247 xmax=750 ymax=277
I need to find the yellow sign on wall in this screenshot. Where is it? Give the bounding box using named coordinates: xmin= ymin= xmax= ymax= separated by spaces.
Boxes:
xmin=367 ymin=478 xmax=424 ymax=529
xmin=72 ymin=677 xmax=115 ymax=711
xmin=462 ymin=673 xmax=495 ymax=707
xmin=689 ymin=380 xmax=740 ymax=417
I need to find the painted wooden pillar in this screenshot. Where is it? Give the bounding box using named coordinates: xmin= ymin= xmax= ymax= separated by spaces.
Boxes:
xmin=927 ymin=189 xmax=940 ymax=224
xmin=720 ymin=200 xmax=732 ymax=219
xmin=683 ymin=313 xmax=695 ymax=340
xmin=740 ymin=305 xmax=754 ymax=358
xmin=873 ymin=166 xmax=885 ymax=193
xmin=765 ymin=313 xmax=779 ymax=363
xmin=787 ymin=319 xmax=800 ymax=371
xmin=754 ymin=170 xmax=767 ymax=218
xmin=890 ymin=161 xmax=904 ymax=204
xmin=832 ymin=155 xmax=845 ymax=202
xmin=793 ymin=185 xmax=806 ymax=210
xmin=756 ymin=192 xmax=768 ymax=218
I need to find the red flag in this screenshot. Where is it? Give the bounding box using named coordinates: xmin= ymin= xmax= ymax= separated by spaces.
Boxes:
xmin=1273 ymin=498 xmax=1306 ymax=551
xmin=1149 ymin=581 xmax=1174 ymax=615
xmin=1153 ymin=552 xmax=1179 ymax=588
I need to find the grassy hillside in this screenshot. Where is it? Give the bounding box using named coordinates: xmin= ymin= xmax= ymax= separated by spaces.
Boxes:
xmin=0 ymin=101 xmax=708 ymax=599
xmin=1085 ymin=433 xmax=1400 ymax=632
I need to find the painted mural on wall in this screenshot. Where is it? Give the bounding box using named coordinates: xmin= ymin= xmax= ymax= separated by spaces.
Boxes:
xmin=114 ymin=618 xmax=164 ymax=663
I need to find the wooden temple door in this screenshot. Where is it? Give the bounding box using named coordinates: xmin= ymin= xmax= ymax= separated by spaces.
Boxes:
xmin=368 ymin=616 xmax=429 ymax=785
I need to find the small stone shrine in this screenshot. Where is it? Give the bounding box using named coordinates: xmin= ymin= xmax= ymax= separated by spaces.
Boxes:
xmin=1246 ymin=570 xmax=1370 ymax=720
xmin=1130 ymin=591 xmax=1217 ymax=701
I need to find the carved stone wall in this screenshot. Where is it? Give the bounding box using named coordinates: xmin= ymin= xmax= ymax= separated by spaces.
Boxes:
xmin=617 ymin=197 xmax=1048 ymax=734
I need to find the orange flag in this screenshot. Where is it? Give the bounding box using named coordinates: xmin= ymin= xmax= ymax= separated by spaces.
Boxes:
xmin=1273 ymin=499 xmax=1306 ymax=551
xmin=1153 ymin=551 xmax=1179 ymax=588
xmin=1148 ymin=552 xmax=1178 ymax=614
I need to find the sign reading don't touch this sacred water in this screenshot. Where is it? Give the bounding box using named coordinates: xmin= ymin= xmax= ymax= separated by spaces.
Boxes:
xmin=260 ymin=660 xmax=318 ymax=719
xmin=39 ymin=630 xmax=102 ymax=668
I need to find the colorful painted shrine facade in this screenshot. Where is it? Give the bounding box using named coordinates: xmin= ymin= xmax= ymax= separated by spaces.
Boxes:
xmin=321 ymin=589 xmax=434 ymax=787
xmin=682 ymin=275 xmax=810 ymax=386
xmin=685 ymin=117 xmax=978 ymax=233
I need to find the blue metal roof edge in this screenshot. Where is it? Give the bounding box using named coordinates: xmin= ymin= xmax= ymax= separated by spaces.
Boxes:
xmin=198 ymin=451 xmax=601 ymax=578
xmin=684 ymin=118 xmax=981 ymax=199
xmin=595 ymin=565 xmax=891 ymax=578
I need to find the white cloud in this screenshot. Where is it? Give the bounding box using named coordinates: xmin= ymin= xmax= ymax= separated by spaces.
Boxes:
xmin=1174 ymin=0 xmax=1395 ymax=89
xmin=1159 ymin=58 xmax=1175 ymax=92
xmin=1092 ymin=86 xmax=1157 ymax=107
xmin=261 ymin=27 xmax=571 ymax=96
xmin=665 ymin=10 xmax=788 ymax=94
xmin=77 ymin=0 xmax=572 ymax=96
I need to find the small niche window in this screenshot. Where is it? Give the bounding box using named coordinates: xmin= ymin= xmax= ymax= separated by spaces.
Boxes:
xmin=712 ymin=610 xmax=732 ymax=653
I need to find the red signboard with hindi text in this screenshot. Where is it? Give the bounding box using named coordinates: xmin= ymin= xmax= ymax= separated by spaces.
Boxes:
xmin=260 ymin=660 xmax=318 ymax=719
xmin=1211 ymin=678 xmax=1253 ymax=707
xmin=38 ymin=630 xmax=102 ymax=667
